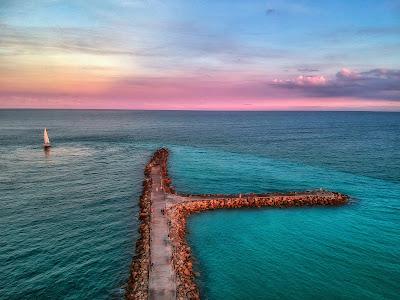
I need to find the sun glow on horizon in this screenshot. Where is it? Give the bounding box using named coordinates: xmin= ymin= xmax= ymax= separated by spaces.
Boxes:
xmin=1 ymin=1 xmax=399 ymax=110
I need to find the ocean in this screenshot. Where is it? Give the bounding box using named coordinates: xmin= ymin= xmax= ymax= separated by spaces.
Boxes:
xmin=0 ymin=110 xmax=399 ymax=299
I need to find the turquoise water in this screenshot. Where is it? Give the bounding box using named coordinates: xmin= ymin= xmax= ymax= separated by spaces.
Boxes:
xmin=0 ymin=110 xmax=399 ymax=299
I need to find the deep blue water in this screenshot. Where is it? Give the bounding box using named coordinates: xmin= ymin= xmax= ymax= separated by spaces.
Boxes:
xmin=0 ymin=110 xmax=399 ymax=299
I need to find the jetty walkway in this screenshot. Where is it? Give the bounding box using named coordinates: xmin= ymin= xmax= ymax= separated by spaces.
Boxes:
xmin=148 ymin=165 xmax=176 ymax=299
xmin=126 ymin=149 xmax=349 ymax=300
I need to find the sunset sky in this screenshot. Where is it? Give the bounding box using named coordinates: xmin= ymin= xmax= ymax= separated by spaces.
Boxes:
xmin=1 ymin=0 xmax=399 ymax=110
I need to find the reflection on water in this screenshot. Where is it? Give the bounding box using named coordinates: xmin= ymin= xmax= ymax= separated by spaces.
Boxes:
xmin=44 ymin=147 xmax=51 ymax=158
xmin=12 ymin=145 xmax=96 ymax=162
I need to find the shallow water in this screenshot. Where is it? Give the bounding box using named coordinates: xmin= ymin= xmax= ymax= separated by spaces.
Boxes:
xmin=0 ymin=110 xmax=399 ymax=299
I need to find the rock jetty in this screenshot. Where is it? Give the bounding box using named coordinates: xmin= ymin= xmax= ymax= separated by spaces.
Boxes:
xmin=126 ymin=149 xmax=166 ymax=300
xmin=126 ymin=148 xmax=349 ymax=299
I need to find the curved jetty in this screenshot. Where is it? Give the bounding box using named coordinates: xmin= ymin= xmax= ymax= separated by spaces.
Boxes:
xmin=126 ymin=148 xmax=349 ymax=300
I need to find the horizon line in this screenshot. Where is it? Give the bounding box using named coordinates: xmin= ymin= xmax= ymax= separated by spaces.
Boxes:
xmin=0 ymin=108 xmax=399 ymax=113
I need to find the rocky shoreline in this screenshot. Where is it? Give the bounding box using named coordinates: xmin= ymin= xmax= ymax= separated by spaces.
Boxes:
xmin=126 ymin=148 xmax=349 ymax=299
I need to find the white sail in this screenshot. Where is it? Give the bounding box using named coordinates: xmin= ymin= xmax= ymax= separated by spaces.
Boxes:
xmin=44 ymin=128 xmax=50 ymax=145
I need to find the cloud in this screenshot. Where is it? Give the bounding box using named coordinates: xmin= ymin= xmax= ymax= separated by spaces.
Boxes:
xmin=272 ymin=68 xmax=400 ymax=100
xmin=297 ymin=67 xmax=319 ymax=73
xmin=0 ymin=22 xmax=156 ymax=57
xmin=0 ymin=19 xmax=291 ymax=76
xmin=273 ymin=75 xmax=327 ymax=87
xmin=336 ymin=68 xmax=360 ymax=80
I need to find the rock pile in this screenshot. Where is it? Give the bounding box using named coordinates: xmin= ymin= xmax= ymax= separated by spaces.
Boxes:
xmin=157 ymin=148 xmax=175 ymax=194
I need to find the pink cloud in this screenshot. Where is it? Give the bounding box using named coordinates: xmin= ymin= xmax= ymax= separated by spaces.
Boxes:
xmin=273 ymin=75 xmax=327 ymax=87
xmin=272 ymin=68 xmax=400 ymax=100
xmin=336 ymin=68 xmax=359 ymax=79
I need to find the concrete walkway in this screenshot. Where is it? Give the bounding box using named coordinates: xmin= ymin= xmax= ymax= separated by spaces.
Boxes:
xmin=149 ymin=166 xmax=176 ymax=300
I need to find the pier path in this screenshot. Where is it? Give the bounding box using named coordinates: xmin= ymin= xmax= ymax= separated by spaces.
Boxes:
xmin=149 ymin=165 xmax=176 ymax=299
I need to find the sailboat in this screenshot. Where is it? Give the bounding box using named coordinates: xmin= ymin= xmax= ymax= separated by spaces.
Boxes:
xmin=43 ymin=128 xmax=51 ymax=149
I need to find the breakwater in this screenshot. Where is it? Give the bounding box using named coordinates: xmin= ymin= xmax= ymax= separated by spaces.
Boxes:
xmin=126 ymin=149 xmax=165 ymax=300
xmin=126 ymin=148 xmax=349 ymax=299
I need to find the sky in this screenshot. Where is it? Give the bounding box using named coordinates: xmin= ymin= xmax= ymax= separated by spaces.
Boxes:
xmin=0 ymin=0 xmax=399 ymax=111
